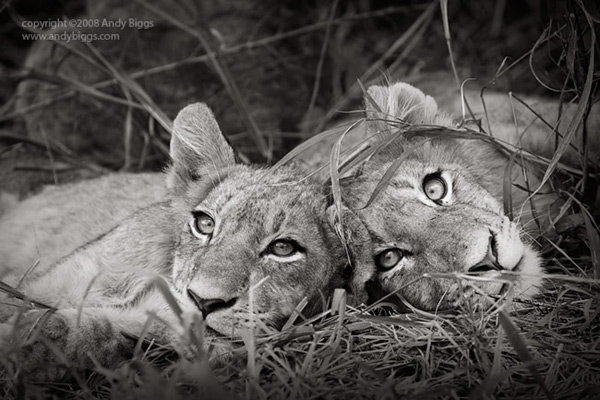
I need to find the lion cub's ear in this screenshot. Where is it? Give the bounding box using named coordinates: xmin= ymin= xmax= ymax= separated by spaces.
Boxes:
xmin=365 ymin=82 xmax=452 ymax=139
xmin=167 ymin=103 xmax=236 ymax=194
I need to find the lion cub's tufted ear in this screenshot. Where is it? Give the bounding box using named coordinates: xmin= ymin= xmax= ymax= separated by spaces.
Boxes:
xmin=327 ymin=205 xmax=375 ymax=305
xmin=365 ymin=82 xmax=452 ymax=139
xmin=167 ymin=103 xmax=237 ymax=194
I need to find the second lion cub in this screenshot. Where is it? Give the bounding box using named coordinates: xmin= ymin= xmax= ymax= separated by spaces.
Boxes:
xmin=342 ymin=82 xmax=575 ymax=310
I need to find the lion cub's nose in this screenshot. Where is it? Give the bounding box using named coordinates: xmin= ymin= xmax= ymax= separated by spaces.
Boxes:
xmin=467 ymin=232 xmax=504 ymax=274
xmin=187 ymin=289 xmax=237 ymax=318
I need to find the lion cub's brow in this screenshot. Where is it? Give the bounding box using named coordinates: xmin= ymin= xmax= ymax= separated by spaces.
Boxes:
xmin=213 ymin=183 xmax=323 ymax=230
xmin=185 ymin=165 xmax=325 ymax=235
xmin=185 ymin=168 xmax=233 ymax=205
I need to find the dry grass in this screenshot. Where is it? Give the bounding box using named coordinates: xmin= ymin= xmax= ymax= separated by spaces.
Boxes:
xmin=2 ymin=272 xmax=598 ymax=399
xmin=0 ymin=0 xmax=599 ymax=399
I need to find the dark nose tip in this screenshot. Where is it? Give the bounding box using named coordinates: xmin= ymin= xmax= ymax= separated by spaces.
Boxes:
xmin=187 ymin=289 xmax=237 ymax=318
xmin=467 ymin=232 xmax=504 ymax=274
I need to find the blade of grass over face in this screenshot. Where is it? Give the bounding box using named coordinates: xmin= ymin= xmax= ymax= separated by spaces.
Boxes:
xmin=357 ymin=136 xmax=432 ymax=210
xmin=352 ymin=126 xmax=495 ymax=210
xmin=333 ymin=121 xmax=409 ymax=178
xmin=329 ymin=119 xmax=350 ymax=245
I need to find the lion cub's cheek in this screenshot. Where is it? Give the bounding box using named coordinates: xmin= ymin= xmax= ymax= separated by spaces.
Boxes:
xmin=171 ymin=237 xmax=202 ymax=291
xmin=512 ymin=245 xmax=544 ymax=299
xmin=492 ymin=218 xmax=526 ymax=271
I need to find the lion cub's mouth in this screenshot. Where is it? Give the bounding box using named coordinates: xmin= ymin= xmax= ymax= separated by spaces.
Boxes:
xmin=493 ymin=255 xmax=527 ymax=297
xmin=511 ymin=255 xmax=525 ymax=272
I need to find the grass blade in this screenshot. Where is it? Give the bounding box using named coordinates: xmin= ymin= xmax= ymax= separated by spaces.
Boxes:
xmin=273 ymin=123 xmax=354 ymax=170
xmin=151 ymin=277 xmax=183 ymax=322
xmin=534 ymin=16 xmax=595 ymax=194
xmin=357 ymin=136 xmax=431 ymax=209
xmin=498 ymin=310 xmax=554 ymax=400
xmin=133 ymin=0 xmax=269 ymax=159
xmin=581 ymin=205 xmax=600 ymax=279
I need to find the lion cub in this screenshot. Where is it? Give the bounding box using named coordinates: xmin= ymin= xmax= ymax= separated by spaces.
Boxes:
xmin=0 ymin=103 xmax=372 ymax=380
xmin=342 ymin=83 xmax=563 ymax=311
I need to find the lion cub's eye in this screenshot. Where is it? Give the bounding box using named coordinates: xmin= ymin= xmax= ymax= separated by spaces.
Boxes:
xmin=375 ymin=248 xmax=406 ymax=271
xmin=269 ymin=239 xmax=298 ymax=257
xmin=191 ymin=212 xmax=215 ymax=236
xmin=423 ymin=174 xmax=447 ymax=201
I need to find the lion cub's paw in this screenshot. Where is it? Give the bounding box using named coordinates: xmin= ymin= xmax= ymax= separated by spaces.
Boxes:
xmin=0 ymin=309 xmax=73 ymax=381
xmin=447 ymin=283 xmax=496 ymax=311
xmin=0 ymin=310 xmax=39 ymax=347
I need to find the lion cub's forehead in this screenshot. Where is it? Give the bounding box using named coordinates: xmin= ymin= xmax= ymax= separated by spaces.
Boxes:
xmin=198 ymin=166 xmax=327 ymax=233
xmin=355 ymin=158 xmax=452 ymax=195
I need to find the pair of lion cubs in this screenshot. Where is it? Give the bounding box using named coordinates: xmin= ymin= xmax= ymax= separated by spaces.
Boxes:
xmin=0 ymin=82 xmax=562 ymax=379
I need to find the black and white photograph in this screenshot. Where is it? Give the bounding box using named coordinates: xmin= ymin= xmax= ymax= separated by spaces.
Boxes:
xmin=0 ymin=0 xmax=598 ymax=398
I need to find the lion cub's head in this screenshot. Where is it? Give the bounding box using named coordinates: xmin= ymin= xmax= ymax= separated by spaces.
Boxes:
xmin=163 ymin=104 xmax=372 ymax=336
xmin=343 ymin=83 xmax=544 ymax=311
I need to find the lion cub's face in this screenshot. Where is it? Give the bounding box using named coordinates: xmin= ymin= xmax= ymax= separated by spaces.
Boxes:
xmin=345 ymin=147 xmax=543 ymax=310
xmin=165 ymin=104 xmax=369 ymax=336
xmin=171 ymin=166 xmax=345 ymax=335
xmin=343 ymin=83 xmax=544 ymax=311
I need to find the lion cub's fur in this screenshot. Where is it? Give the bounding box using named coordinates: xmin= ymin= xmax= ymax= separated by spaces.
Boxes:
xmin=406 ymin=71 xmax=600 ymax=170
xmin=0 ymin=103 xmax=372 ymax=380
xmin=343 ymin=83 xmax=574 ymax=310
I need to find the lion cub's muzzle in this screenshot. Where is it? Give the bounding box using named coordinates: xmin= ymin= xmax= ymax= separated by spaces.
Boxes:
xmin=187 ymin=288 xmax=237 ymax=319
xmin=467 ymin=228 xmax=519 ymax=274
xmin=375 ymin=213 xmax=537 ymax=311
